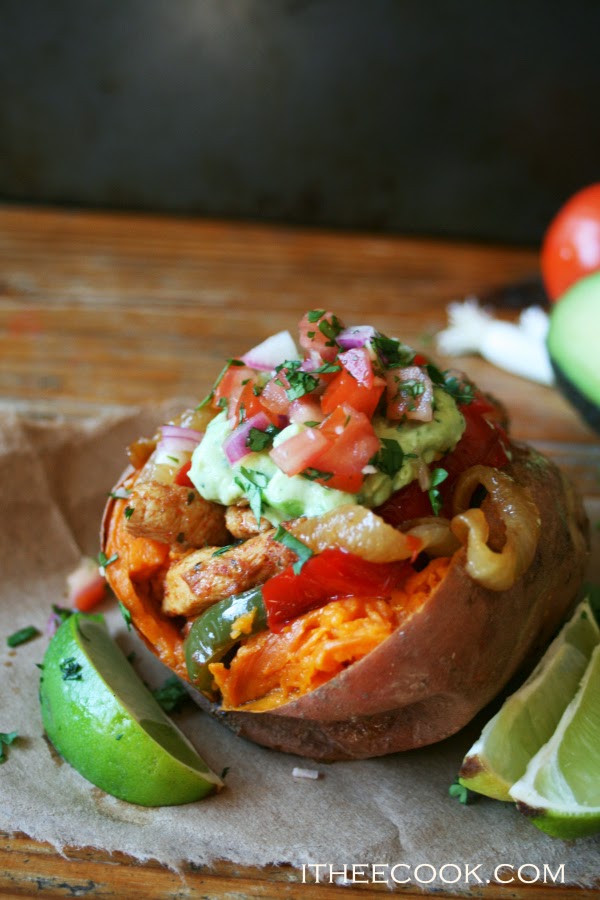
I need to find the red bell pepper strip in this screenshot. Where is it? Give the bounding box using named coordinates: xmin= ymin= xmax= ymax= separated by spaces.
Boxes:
xmin=262 ymin=547 xmax=412 ymax=632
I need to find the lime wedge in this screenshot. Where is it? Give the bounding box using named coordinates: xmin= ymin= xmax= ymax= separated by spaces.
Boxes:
xmin=459 ymin=599 xmax=599 ymax=801
xmin=509 ymin=642 xmax=600 ymax=839
xmin=39 ymin=614 xmax=222 ymax=806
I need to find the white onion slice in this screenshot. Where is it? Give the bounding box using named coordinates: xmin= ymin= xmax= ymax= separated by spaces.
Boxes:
xmin=241 ymin=330 xmax=300 ymax=372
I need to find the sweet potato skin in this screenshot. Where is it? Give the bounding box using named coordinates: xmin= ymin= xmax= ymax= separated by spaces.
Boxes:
xmin=103 ymin=444 xmax=589 ymax=760
xmin=186 ymin=445 xmax=589 ymax=759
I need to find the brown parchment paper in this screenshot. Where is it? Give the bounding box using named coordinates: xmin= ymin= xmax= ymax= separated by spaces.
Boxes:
xmin=1 ymin=407 xmax=599 ymax=889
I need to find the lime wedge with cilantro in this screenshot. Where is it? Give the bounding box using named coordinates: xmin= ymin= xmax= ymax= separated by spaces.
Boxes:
xmin=458 ymin=598 xmax=599 ymax=801
xmin=39 ymin=613 xmax=222 ymax=806
xmin=509 ymin=641 xmax=600 ymax=838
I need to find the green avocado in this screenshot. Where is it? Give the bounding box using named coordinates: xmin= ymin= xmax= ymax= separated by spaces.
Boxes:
xmin=547 ymin=271 xmax=600 ymax=435
xmin=189 ymin=387 xmax=464 ymax=524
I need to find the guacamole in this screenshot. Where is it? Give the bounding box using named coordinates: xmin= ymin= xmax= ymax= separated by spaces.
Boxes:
xmin=189 ymin=386 xmax=464 ymax=525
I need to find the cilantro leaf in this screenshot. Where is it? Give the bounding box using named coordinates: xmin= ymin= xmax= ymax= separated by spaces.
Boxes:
xmin=371 ymin=334 xmax=414 ymax=368
xmin=118 ymin=600 xmax=133 ymax=631
xmin=60 ymin=656 xmax=83 ymax=681
xmin=6 ymin=625 xmax=40 ymax=648
xmin=307 ymin=309 xmax=326 ymax=323
xmin=428 ymin=467 xmax=449 ymax=516
xmin=448 ymin=779 xmax=476 ymax=805
xmin=234 ymin=467 xmax=270 ymax=523
xmin=152 ymin=675 xmax=189 ymax=713
xmin=273 ymin=525 xmax=314 ymax=574
xmin=247 ymin=425 xmax=279 ymax=452
xmin=0 ymin=731 xmax=18 ymax=764
xmin=372 ymin=439 xmax=405 ymax=478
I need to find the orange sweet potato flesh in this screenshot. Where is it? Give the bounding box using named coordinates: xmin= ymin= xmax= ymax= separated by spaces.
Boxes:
xmin=187 ymin=445 xmax=589 ymax=759
xmin=103 ymin=444 xmax=589 ymax=760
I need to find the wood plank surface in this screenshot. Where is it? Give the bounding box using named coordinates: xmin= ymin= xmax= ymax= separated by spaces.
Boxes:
xmin=0 ymin=205 xmax=598 ymax=898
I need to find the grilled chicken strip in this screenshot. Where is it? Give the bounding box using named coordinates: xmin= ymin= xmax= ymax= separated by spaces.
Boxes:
xmin=125 ymin=480 xmax=230 ymax=550
xmin=225 ymin=505 xmax=271 ymax=540
xmin=162 ymin=529 xmax=296 ymax=617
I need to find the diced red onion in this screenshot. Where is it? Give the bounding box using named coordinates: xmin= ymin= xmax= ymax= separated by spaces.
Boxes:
xmin=241 ymin=330 xmax=300 ymax=372
xmin=336 ymin=325 xmax=377 ymax=350
xmin=223 ymin=411 xmax=272 ymax=464
xmin=160 ymin=425 xmax=204 ymax=443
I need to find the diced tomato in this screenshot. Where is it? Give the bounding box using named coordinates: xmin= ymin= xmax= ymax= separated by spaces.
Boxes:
xmin=288 ymin=395 xmax=324 ymax=426
xmin=66 ymin=558 xmax=107 ymax=612
xmin=313 ymin=404 xmax=381 ymax=492
xmin=384 ymin=366 xmax=434 ymax=422
xmin=338 ymin=347 xmax=375 ymax=387
xmin=269 ymin=427 xmax=331 ymax=477
xmin=321 ymin=368 xmax=386 ymax=419
xmin=212 ymin=362 xmax=254 ymax=418
xmin=298 ymin=310 xmax=345 ymax=363
xmin=174 ymin=460 xmax=194 ymax=488
xmin=262 ymin=547 xmax=413 ymax=631
xmin=260 ymin=374 xmax=292 ymax=417
xmin=229 ymin=378 xmax=282 ymax=428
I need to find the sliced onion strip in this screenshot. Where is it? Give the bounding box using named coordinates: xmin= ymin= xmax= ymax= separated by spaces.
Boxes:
xmin=450 ymin=465 xmax=541 ymax=591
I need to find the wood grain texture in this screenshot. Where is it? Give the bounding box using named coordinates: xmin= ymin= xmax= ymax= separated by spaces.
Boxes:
xmin=0 ymin=205 xmax=598 ymax=898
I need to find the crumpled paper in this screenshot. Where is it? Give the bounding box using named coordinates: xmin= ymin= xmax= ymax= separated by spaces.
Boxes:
xmin=0 ymin=408 xmax=598 ymax=889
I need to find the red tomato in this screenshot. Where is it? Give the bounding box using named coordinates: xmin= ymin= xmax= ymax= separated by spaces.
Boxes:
xmin=541 ymin=183 xmax=600 ymax=301
xmin=321 ymin=368 xmax=385 ymax=419
xmin=315 ymin=404 xmax=381 ymax=492
xmin=269 ymin=427 xmax=330 ymax=477
xmin=298 ymin=310 xmax=345 ymax=362
xmin=230 ymin=378 xmax=282 ymax=428
xmin=262 ymin=548 xmax=412 ymax=631
xmin=174 ymin=460 xmax=194 ymax=487
xmin=212 ymin=362 xmax=254 ymax=419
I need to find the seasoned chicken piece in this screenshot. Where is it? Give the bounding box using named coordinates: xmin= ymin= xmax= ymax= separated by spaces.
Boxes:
xmin=162 ymin=530 xmax=296 ymax=617
xmin=125 ymin=480 xmax=230 ymax=550
xmin=163 ymin=547 xmax=218 ymax=617
xmin=225 ymin=505 xmax=271 ymax=540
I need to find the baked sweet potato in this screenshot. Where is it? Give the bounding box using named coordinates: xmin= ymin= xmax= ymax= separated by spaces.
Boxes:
xmin=102 ymin=313 xmax=589 ymax=760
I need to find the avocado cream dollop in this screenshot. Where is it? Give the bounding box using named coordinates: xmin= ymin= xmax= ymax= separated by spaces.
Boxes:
xmin=189 ymin=386 xmax=464 ymax=525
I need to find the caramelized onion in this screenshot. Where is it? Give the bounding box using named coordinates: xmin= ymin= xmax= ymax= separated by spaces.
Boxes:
xmin=401 ymin=517 xmax=461 ymax=558
xmin=287 ymin=504 xmax=457 ymax=563
xmin=450 ymin=465 xmax=540 ymax=591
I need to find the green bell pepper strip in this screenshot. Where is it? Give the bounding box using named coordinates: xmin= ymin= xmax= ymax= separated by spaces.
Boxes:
xmin=184 ymin=586 xmax=268 ymax=696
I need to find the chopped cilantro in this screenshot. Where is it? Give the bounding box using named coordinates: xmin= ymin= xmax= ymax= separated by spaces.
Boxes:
xmin=318 ymin=315 xmax=343 ymax=346
xmin=152 ymin=675 xmax=189 ymax=713
xmin=372 ymin=439 xmax=405 ymax=478
xmin=303 ymin=420 xmax=320 ymax=428
xmin=247 ymin=425 xmax=279 ymax=452
xmin=60 ymin=657 xmax=83 ymax=681
xmin=284 ymin=367 xmax=319 ymax=401
xmin=449 ymin=779 xmax=475 ymax=805
xmin=300 ymin=468 xmax=333 ymax=483
xmin=371 ymin=334 xmax=414 ymax=368
xmin=212 ymin=544 xmax=236 ymax=557
xmin=118 ymin=601 xmax=133 ymax=631
xmin=187 ymin=491 xmax=196 ymax=505
xmin=273 ymin=525 xmax=314 ymax=574
xmin=234 ymin=467 xmax=269 ymax=523
xmin=124 ymin=506 xmax=134 ymax=519
xmin=0 ymin=731 xmax=18 ymax=764
xmin=50 ymin=605 xmax=74 ymax=625
xmin=220 ymin=766 xmax=231 ymax=780
xmin=196 ymin=358 xmax=245 ymax=409
xmin=307 ymin=309 xmax=326 ymax=323
xmin=6 ymin=625 xmax=40 ymax=648
xmin=428 ymin=467 xmax=449 ymax=516
xmin=97 ymin=551 xmax=118 ymax=569
xmin=442 ymin=373 xmax=475 ymax=405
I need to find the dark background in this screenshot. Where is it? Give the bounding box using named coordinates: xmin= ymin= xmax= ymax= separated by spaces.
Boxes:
xmin=2 ymin=0 xmax=599 ymax=244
